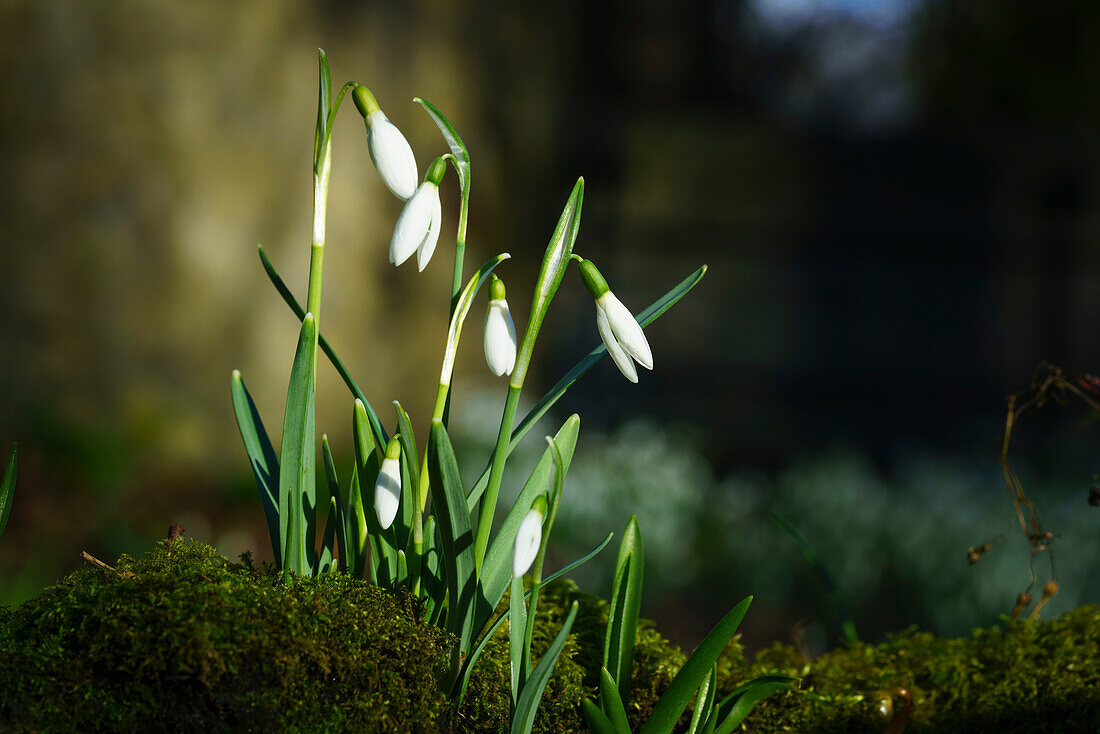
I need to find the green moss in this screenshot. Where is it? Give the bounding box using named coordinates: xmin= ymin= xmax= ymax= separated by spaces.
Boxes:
xmin=2 ymin=541 xmax=1099 ymax=733
xmin=0 ymin=541 xmax=450 ymax=733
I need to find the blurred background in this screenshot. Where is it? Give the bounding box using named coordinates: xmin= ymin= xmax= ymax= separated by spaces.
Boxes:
xmin=1 ymin=0 xmax=1099 ymax=655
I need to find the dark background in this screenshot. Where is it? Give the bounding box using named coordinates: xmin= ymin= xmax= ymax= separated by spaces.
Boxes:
xmin=1 ymin=0 xmax=1098 ymax=652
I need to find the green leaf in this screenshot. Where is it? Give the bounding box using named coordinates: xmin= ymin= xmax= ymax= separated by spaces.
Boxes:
xmin=321 ymin=435 xmax=348 ymax=573
xmin=604 ymin=516 xmax=644 ymax=702
xmin=476 ymin=415 xmax=580 ymax=631
xmin=277 ymin=314 xmax=317 ymax=577
xmin=541 ymin=532 xmax=614 ymax=588
xmin=640 ymin=596 xmax=753 ymax=734
xmin=582 ymin=699 xmax=619 ymax=734
xmin=230 ymin=371 xmax=281 ymax=563
xmin=318 ymin=496 xmax=338 ymax=574
xmin=392 ymin=401 xmax=420 ymax=497
xmin=427 ymin=420 xmax=477 ymax=653
xmin=0 ymin=444 xmax=16 ymax=544
xmin=468 ymin=265 xmax=707 ymax=507
xmin=711 ymin=676 xmax=798 ymax=734
xmin=314 ymin=49 xmax=331 ymax=174
xmin=599 ymin=667 xmax=631 ymax=734
xmin=685 ymin=665 xmax=717 ymax=734
xmin=414 ymin=97 xmax=470 ymax=195
xmin=257 ymin=245 xmax=388 ymax=449
xmin=397 ymin=549 xmax=408 ymax=586
xmin=421 ymin=515 xmax=443 ymax=614
xmin=509 ymin=601 xmax=579 ymax=734
xmin=509 ymin=575 xmax=528 ymax=704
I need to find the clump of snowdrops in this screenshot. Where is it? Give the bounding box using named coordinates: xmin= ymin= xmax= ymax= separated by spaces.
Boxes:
xmin=230 ymin=50 xmax=781 ymax=732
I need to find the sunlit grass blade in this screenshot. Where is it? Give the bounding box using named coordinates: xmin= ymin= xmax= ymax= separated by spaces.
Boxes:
xmin=0 ymin=444 xmax=16 ymax=544
xmin=350 ymin=465 xmax=370 ymax=581
xmin=599 ymin=667 xmax=631 ymax=733
xmin=509 ymin=601 xmax=579 ymax=734
xmin=711 ymin=676 xmax=798 ymax=734
xmin=414 ymin=97 xmax=469 ymax=194
xmin=476 ymin=415 xmax=580 ymax=631
xmin=582 ymin=699 xmax=620 ymax=734
xmin=640 ymin=596 xmax=753 ymax=734
xmin=468 ymin=265 xmax=707 ymax=507
xmin=427 ymin=419 xmax=477 ymax=653
xmin=321 ymin=435 xmax=348 ymax=573
xmin=257 ymin=245 xmax=388 ymax=449
xmin=277 ymin=314 xmax=317 ymax=577
xmin=509 ymin=575 xmax=528 ymax=704
xmin=318 ymin=496 xmax=338 ymax=573
xmin=686 ymin=665 xmax=717 ymax=734
xmin=230 ymin=371 xmax=281 ymax=563
xmin=604 ymin=516 xmax=644 ymax=702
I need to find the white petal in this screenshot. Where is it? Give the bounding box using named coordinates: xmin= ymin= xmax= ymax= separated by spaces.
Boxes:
xmin=513 ymin=510 xmax=543 ymax=577
xmin=374 ymin=456 xmax=401 ymax=530
xmin=600 ymin=292 xmax=652 ymax=370
xmin=596 ymin=304 xmax=638 ymax=383
xmin=367 ymin=110 xmax=418 ymax=200
xmin=390 ymin=183 xmax=435 ymax=266
xmin=416 ymin=190 xmax=443 ymax=272
xmin=484 ymin=300 xmax=517 ymax=376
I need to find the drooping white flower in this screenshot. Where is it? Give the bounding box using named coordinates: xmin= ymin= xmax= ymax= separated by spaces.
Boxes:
xmin=353 ymin=86 xmax=418 ymax=200
xmin=513 ymin=504 xmax=545 ymax=577
xmin=390 ymin=157 xmax=445 ymax=271
xmin=374 ymin=437 xmax=402 ymax=530
xmin=483 ymin=275 xmax=517 ymax=377
xmin=577 ymin=258 xmax=653 ymax=383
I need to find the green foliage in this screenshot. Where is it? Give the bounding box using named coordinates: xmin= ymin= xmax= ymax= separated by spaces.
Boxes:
xmin=0 ymin=541 xmax=450 ymax=733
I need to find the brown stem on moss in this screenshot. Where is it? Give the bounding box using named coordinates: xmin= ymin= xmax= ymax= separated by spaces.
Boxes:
xmin=80 ymin=551 xmax=114 ymax=571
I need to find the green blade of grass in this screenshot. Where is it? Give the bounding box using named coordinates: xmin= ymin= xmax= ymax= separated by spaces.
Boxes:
xmin=509 ymin=575 xmax=528 ymax=704
xmin=686 ymin=666 xmax=717 ymax=734
xmin=509 ymin=601 xmax=579 ymax=734
xmin=230 ymin=372 xmax=281 ymax=563
xmin=640 ymin=596 xmax=753 ymax=734
xmin=582 ymin=699 xmax=620 ymax=734
xmin=0 ymin=444 xmax=16 ymax=544
xmin=599 ymin=667 xmax=632 ymax=733
xmin=467 ymin=265 xmax=707 ymax=507
xmin=318 ymin=496 xmax=338 ymax=573
xmin=321 ymin=435 xmax=348 ymax=573
xmin=277 ymin=314 xmax=317 ymax=577
xmin=604 ymin=516 xmax=644 ymax=704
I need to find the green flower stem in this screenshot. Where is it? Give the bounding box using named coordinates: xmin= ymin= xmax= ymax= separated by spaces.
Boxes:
xmin=410 ymin=381 xmax=450 ymax=597
xmin=473 ymin=382 xmax=522 ymax=574
xmin=442 ymin=162 xmax=470 ymax=428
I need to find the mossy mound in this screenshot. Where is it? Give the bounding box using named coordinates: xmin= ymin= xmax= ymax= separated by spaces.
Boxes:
xmin=2 ymin=541 xmax=1099 ymax=733
xmin=0 ymin=541 xmax=450 ymax=733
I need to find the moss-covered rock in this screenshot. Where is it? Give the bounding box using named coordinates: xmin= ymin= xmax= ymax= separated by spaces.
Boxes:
xmin=2 ymin=541 xmax=1099 ymax=733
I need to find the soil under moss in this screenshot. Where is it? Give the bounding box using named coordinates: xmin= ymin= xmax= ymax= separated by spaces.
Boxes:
xmin=1 ymin=541 xmax=1098 ymax=733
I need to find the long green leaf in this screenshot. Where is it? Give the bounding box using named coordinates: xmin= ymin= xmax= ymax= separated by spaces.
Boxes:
xmin=468 ymin=265 xmax=707 ymax=507
xmin=686 ymin=666 xmax=717 ymax=734
xmin=604 ymin=516 xmax=644 ymax=702
xmin=257 ymin=245 xmax=388 ymax=449
xmin=477 ymin=415 xmax=580 ymax=632
xmin=0 ymin=444 xmax=16 ymax=543
xmin=414 ymin=97 xmax=470 ymax=194
xmin=277 ymin=314 xmax=317 ymax=577
xmin=318 ymin=496 xmax=338 ymax=573
xmin=321 ymin=435 xmax=348 ymax=572
xmin=509 ymin=575 xmax=528 ymax=704
xmin=427 ymin=420 xmax=477 ymax=654
xmin=230 ymin=372 xmax=281 ymax=562
xmin=510 ymin=601 xmax=579 ymax=734
xmin=455 ymin=532 xmax=613 ymax=706
xmin=711 ymin=676 xmax=798 ymax=734
xmin=313 ymin=49 xmax=331 ymax=173
xmin=393 ymin=401 xmax=420 ymax=496
xmin=640 ymin=596 xmax=753 ymax=734
xmin=582 ymin=699 xmax=620 ymax=734
xmin=599 ymin=667 xmax=632 ymax=734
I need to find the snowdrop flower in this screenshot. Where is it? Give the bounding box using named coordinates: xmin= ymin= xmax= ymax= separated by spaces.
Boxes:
xmin=390 ymin=156 xmax=445 ymax=271
xmin=513 ymin=497 xmax=547 ymax=577
xmin=353 ymin=86 xmax=418 ymax=200
xmin=374 ymin=437 xmax=402 ymax=530
xmin=483 ymin=275 xmax=517 ymax=376
xmin=576 ymin=258 xmax=653 ymax=383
